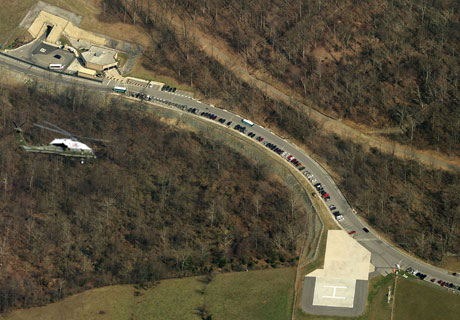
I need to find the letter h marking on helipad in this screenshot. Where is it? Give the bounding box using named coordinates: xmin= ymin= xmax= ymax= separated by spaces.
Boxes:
xmin=322 ymin=285 xmax=347 ymax=299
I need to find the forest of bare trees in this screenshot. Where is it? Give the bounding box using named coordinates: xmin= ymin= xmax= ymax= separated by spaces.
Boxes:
xmin=0 ymin=84 xmax=309 ymax=312
xmin=95 ymin=0 xmax=459 ymax=262
xmin=311 ymin=134 xmax=460 ymax=262
xmin=101 ymin=0 xmax=459 ymax=155
xmin=0 ymin=0 xmax=459 ymax=313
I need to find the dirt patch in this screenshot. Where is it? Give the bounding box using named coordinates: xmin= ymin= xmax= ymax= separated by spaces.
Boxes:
xmin=438 ymin=256 xmax=460 ymax=273
xmin=19 ymin=0 xmax=83 ymax=29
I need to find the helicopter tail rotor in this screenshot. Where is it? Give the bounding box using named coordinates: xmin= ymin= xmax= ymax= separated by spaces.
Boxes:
xmin=12 ymin=121 xmax=26 ymax=132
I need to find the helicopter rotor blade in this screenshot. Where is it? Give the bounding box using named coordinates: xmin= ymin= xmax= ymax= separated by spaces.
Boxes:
xmin=33 ymin=123 xmax=72 ymax=136
xmin=12 ymin=121 xmax=18 ymax=128
xmin=42 ymin=121 xmax=74 ymax=137
xmin=76 ymin=135 xmax=111 ymax=143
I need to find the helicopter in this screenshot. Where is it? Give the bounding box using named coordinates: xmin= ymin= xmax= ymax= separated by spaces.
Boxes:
xmin=14 ymin=120 xmax=109 ymax=164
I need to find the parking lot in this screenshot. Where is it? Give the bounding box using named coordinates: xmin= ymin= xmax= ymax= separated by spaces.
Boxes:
xmin=30 ymin=42 xmax=75 ymax=70
xmin=7 ymin=37 xmax=75 ymax=71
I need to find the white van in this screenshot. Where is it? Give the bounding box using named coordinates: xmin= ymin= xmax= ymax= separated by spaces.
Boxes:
xmin=49 ymin=64 xmax=64 ymax=70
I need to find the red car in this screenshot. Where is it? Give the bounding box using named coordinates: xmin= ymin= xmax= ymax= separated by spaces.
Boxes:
xmin=348 ymin=231 xmax=356 ymax=236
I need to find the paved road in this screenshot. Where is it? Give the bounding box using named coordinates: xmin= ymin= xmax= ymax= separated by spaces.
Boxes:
xmin=1 ymin=53 xmax=459 ymax=289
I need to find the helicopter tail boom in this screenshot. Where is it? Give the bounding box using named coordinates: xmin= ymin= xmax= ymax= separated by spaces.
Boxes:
xmin=13 ymin=122 xmax=29 ymax=149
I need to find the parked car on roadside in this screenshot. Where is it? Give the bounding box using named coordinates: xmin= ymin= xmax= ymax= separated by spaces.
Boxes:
xmin=333 ymin=211 xmax=344 ymax=222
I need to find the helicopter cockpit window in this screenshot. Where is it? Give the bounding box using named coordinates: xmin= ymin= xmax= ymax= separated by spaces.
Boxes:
xmin=51 ymin=143 xmax=68 ymax=149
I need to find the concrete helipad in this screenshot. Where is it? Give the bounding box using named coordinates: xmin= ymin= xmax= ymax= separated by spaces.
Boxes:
xmin=301 ymin=230 xmax=372 ymax=316
xmin=301 ymin=277 xmax=368 ymax=317
xmin=313 ymin=277 xmax=357 ymax=308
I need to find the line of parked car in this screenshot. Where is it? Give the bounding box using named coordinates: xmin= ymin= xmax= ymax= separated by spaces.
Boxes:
xmin=257 ymin=141 xmax=344 ymax=223
xmin=201 ymin=112 xmax=218 ymax=120
xmin=406 ymin=267 xmax=428 ymax=280
xmin=407 ymin=267 xmax=460 ymax=291
xmin=148 ymin=95 xmax=188 ymax=110
xmin=128 ymin=96 xmax=460 ymax=290
xmin=303 ymin=169 xmax=346 ymax=223
xmin=434 ymin=279 xmax=460 ymax=291
xmin=161 ymin=85 xmax=177 ymax=93
xmin=186 ymin=107 xmax=232 ymax=127
xmin=161 ymin=99 xmax=348 ymax=227
xmin=234 ymin=124 xmax=246 ymax=133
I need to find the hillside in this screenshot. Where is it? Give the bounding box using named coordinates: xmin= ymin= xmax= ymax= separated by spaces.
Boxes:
xmin=0 ymin=0 xmax=459 ymax=314
xmin=3 ymin=268 xmax=296 ymax=320
xmin=95 ymin=0 xmax=460 ymax=264
xmin=165 ymin=0 xmax=460 ymax=156
xmin=0 ymin=83 xmax=311 ymax=312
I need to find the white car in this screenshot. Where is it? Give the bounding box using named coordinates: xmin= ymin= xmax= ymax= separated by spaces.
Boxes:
xmin=333 ymin=211 xmax=344 ymax=222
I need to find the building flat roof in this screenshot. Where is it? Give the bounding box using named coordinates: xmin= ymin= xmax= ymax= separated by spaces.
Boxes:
xmin=81 ymin=45 xmax=117 ymax=66
xmin=308 ymin=230 xmax=372 ymax=281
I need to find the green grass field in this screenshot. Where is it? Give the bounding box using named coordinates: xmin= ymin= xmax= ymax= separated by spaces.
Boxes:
xmin=206 ymin=268 xmax=296 ymax=320
xmin=393 ymin=277 xmax=460 ymax=320
xmin=3 ymin=268 xmax=295 ymax=320
xmin=0 ymin=0 xmax=36 ymax=46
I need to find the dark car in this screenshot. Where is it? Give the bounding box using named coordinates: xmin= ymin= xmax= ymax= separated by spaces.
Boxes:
xmin=227 ymin=121 xmax=232 ymax=126
xmin=362 ymin=227 xmax=370 ymax=233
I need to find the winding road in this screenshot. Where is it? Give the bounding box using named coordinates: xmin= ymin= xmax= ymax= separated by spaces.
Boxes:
xmin=1 ymin=52 xmax=459 ymax=289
